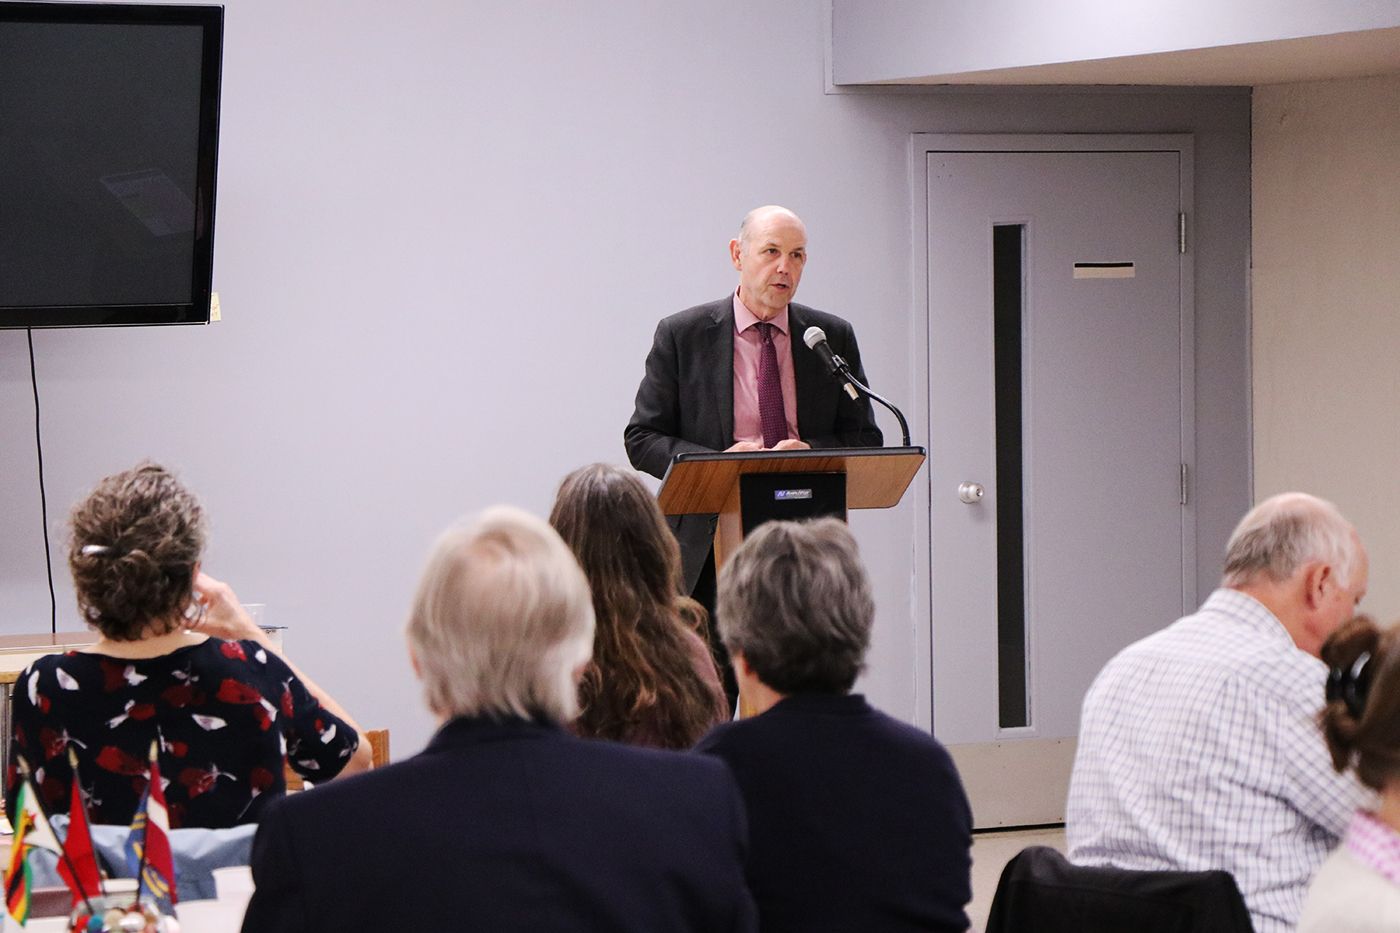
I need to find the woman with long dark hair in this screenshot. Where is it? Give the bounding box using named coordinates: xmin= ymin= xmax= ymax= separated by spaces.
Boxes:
xmin=549 ymin=463 xmax=728 ymax=749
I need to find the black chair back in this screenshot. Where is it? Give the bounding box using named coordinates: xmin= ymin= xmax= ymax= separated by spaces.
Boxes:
xmin=985 ymin=846 xmax=1254 ymax=933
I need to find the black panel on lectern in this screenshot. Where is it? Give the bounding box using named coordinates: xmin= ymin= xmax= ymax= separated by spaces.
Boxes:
xmin=739 ymin=472 xmax=847 ymax=537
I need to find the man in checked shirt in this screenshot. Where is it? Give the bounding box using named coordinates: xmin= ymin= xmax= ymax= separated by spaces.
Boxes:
xmin=1066 ymin=492 xmax=1375 ymax=933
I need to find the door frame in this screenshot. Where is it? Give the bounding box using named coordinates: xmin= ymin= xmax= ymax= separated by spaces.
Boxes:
xmin=907 ymin=134 xmax=1197 ymax=735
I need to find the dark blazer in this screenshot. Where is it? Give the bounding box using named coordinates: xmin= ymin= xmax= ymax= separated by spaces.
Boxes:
xmin=624 ymin=295 xmax=882 ymax=591
xmin=695 ymin=694 xmax=973 ymax=933
xmin=242 ymin=716 xmax=757 ymax=933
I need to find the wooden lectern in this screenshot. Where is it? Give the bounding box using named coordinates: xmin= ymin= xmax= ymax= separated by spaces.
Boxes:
xmin=656 ymin=446 xmax=926 ymax=568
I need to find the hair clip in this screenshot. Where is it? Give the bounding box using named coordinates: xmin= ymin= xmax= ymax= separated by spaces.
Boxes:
xmin=1326 ymin=650 xmax=1372 ymax=719
xmin=80 ymin=544 xmax=112 ymax=557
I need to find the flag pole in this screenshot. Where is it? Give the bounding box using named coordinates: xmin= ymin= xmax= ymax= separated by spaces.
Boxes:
xmin=133 ymin=739 xmax=156 ymax=897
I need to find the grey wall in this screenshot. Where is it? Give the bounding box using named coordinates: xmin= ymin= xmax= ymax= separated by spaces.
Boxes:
xmin=831 ymin=0 xmax=1400 ymax=84
xmin=0 ymin=0 xmax=1251 ymax=756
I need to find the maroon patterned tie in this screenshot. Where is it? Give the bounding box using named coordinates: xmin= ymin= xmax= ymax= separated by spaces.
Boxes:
xmin=756 ymin=322 xmax=788 ymax=448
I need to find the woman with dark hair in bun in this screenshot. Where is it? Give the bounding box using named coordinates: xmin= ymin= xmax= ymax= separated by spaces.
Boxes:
xmin=1299 ymin=615 xmax=1400 ymax=930
xmin=5 ymin=462 xmax=370 ymax=828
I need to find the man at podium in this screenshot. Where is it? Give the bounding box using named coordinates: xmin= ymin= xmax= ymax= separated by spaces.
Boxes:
xmin=624 ymin=205 xmax=882 ymax=606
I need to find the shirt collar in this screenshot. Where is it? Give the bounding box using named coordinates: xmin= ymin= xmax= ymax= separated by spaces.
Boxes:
xmin=733 ymin=290 xmax=790 ymax=336
xmin=1202 ymin=587 xmax=1302 ymax=652
xmin=1347 ymin=809 xmax=1400 ymax=887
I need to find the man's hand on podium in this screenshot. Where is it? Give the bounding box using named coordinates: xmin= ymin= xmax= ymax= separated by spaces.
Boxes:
xmin=723 ymin=439 xmax=812 ymax=453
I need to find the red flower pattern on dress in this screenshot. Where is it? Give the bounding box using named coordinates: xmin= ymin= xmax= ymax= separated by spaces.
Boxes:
xmin=95 ymin=745 xmax=147 ymax=776
xmin=178 ymin=764 xmax=234 ymax=799
xmin=215 ymin=679 xmax=263 ymax=705
xmin=160 ymin=682 xmax=202 ymax=708
xmin=6 ymin=639 xmax=358 ymax=829
xmin=39 ymin=773 xmax=65 ymax=808
xmin=39 ymin=727 xmax=66 ymax=760
xmin=249 ymin=767 xmax=275 ymax=795
xmin=100 ymin=660 xmax=127 ymax=692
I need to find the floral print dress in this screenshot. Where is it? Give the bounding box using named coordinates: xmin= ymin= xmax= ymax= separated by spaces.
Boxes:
xmin=5 ymin=638 xmax=358 ymax=828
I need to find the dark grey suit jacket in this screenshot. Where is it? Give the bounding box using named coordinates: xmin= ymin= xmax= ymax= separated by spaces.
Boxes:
xmin=624 ymin=295 xmax=882 ymax=592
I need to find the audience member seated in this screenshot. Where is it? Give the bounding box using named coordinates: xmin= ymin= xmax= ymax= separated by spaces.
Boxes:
xmin=1066 ymin=492 xmax=1374 ymax=933
xmin=240 ymin=506 xmax=756 ymax=932
xmin=695 ymin=518 xmax=972 ymax=933
xmin=549 ymin=463 xmax=729 ymax=748
xmin=5 ymin=462 xmax=369 ymax=828
xmin=1298 ymin=615 xmax=1400 ymax=931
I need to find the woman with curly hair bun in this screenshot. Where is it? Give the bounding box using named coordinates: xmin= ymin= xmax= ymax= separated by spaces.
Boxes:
xmin=549 ymin=463 xmax=729 ymax=749
xmin=1299 ymin=615 xmax=1400 ymax=931
xmin=5 ymin=462 xmax=370 ymax=828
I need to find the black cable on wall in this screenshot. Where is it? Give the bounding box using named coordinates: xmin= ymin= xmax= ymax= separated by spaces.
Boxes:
xmin=27 ymin=329 xmax=58 ymax=634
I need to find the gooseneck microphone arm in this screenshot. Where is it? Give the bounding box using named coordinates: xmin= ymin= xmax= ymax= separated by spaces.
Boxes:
xmin=844 ymin=370 xmax=911 ymax=448
xmin=803 ymin=326 xmax=912 ymax=447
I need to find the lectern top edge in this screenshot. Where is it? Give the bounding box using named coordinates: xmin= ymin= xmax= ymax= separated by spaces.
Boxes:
xmin=655 ymin=446 xmax=927 ymax=516
xmin=669 ymin=445 xmax=925 ymax=467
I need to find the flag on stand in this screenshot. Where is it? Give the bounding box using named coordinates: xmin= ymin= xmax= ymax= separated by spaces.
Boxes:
xmin=6 ymin=766 xmax=66 ymax=926
xmin=6 ymin=808 xmax=36 ymax=925
xmin=60 ymin=750 xmax=104 ymax=907
xmin=125 ymin=740 xmax=176 ymax=916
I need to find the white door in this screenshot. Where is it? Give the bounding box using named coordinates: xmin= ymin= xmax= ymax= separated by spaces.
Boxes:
xmin=921 ymin=139 xmax=1194 ymax=828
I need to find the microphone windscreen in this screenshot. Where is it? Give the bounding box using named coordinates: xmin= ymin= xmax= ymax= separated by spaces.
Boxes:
xmin=803 ymin=326 xmax=827 ymax=350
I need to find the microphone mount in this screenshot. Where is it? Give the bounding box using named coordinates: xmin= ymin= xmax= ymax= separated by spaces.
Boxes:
xmin=803 ymin=326 xmax=911 ymax=447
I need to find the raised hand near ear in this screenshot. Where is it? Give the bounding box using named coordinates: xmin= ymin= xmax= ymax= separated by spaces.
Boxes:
xmin=190 ymin=572 xmax=271 ymax=647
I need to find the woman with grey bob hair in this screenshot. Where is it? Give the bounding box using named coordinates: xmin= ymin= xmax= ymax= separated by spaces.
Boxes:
xmin=716 ymin=517 xmax=872 ymax=694
xmin=406 ymin=505 xmax=596 ymax=723
xmin=697 ymin=517 xmax=973 ymax=933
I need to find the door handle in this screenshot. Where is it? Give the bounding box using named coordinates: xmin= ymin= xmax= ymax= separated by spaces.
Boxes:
xmin=958 ymin=482 xmax=985 ymax=505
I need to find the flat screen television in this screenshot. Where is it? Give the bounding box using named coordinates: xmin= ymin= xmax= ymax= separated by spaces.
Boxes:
xmin=0 ymin=2 xmax=223 ymax=329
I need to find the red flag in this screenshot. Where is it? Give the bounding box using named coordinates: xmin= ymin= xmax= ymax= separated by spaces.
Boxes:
xmin=130 ymin=743 xmax=177 ymax=913
xmin=59 ymin=753 xmax=103 ymax=906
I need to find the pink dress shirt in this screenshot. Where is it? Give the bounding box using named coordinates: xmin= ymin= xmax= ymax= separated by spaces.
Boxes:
xmin=731 ymin=291 xmax=799 ymax=445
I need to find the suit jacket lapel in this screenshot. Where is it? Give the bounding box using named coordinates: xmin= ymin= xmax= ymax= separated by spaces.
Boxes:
xmin=706 ymin=297 xmax=735 ymax=448
xmin=787 ymin=304 xmax=822 ymax=439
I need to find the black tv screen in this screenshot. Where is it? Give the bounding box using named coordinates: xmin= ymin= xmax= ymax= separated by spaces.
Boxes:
xmin=0 ymin=2 xmax=222 ymax=329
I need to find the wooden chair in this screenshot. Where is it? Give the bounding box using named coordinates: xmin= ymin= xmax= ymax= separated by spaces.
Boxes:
xmin=284 ymin=728 xmax=389 ymax=791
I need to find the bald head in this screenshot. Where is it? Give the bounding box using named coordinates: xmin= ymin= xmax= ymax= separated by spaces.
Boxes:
xmin=1222 ymin=492 xmax=1360 ymax=589
xmin=730 ymin=205 xmax=808 ymax=321
xmin=738 ymin=205 xmax=806 ymax=248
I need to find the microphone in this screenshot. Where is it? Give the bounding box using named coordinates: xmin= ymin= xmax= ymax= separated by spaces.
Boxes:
xmin=801 ymin=325 xmax=913 ymax=447
xmin=803 ymin=326 xmax=859 ymax=401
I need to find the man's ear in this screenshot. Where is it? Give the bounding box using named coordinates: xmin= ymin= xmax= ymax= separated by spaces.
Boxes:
xmin=1302 ymin=561 xmax=1333 ymax=609
xmin=730 ymin=238 xmax=743 ymax=270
